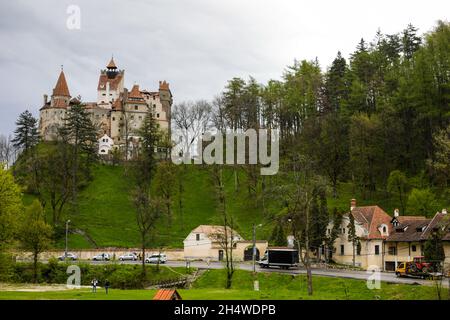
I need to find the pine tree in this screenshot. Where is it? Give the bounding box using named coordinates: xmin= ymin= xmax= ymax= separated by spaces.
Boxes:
xmin=12 ymin=110 xmax=39 ymax=153
xmin=59 ymin=103 xmax=98 ymax=201
xmin=347 ymin=213 xmax=358 ymax=266
xmin=402 ymin=24 xmax=422 ymax=59
xmin=270 ymin=223 xmax=286 ymax=246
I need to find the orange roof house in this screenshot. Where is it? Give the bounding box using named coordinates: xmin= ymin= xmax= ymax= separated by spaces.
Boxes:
xmin=153 ymin=289 xmax=182 ymax=300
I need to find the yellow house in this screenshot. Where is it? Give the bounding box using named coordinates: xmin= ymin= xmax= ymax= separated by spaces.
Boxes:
xmin=183 ymin=225 xmax=268 ymax=262
xmin=328 ymin=199 xmax=392 ymax=270
xmin=385 ymin=209 xmax=449 ymax=272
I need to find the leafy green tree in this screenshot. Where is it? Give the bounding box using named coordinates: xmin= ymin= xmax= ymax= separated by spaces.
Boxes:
xmin=131 ymin=112 xmax=163 ymax=275
xmin=387 ymin=170 xmax=409 ymax=214
xmin=18 ymin=200 xmax=53 ymax=282
xmin=423 ymin=231 xmax=445 ymax=267
xmin=349 ymin=113 xmax=383 ymax=197
xmin=317 ymin=113 xmax=349 ymax=197
xmin=270 ymin=222 xmax=286 ymax=246
xmin=427 ymin=124 xmax=450 ymax=188
xmin=154 ymin=161 xmax=177 ymax=225
xmin=406 ymin=188 xmax=438 ymax=217
xmin=0 ymin=166 xmax=22 ymax=247
xmin=310 ymin=187 xmax=329 ymax=259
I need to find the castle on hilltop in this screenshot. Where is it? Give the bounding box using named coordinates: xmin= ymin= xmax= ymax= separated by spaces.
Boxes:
xmin=39 ymin=57 xmax=172 ymax=155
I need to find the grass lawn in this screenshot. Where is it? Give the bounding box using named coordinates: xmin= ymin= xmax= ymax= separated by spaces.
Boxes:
xmin=0 ymin=270 xmax=444 ymax=300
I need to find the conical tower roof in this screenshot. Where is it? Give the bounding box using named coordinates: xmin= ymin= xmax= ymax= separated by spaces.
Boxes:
xmin=107 ymin=57 xmax=117 ymax=69
xmin=52 ymin=70 xmax=70 ymax=97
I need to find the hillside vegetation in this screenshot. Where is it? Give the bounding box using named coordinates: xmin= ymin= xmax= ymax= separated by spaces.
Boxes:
xmin=22 ymin=163 xmax=447 ymax=249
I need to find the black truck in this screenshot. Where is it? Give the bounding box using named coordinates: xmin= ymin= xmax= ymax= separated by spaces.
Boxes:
xmin=258 ymin=247 xmax=299 ymax=269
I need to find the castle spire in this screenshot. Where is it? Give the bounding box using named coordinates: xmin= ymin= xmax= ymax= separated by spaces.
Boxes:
xmin=52 ymin=69 xmax=70 ymax=97
xmin=107 ymin=56 xmax=117 ymax=69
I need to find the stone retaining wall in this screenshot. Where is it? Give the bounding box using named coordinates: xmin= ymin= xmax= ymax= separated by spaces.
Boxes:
xmin=14 ymin=248 xmax=185 ymax=261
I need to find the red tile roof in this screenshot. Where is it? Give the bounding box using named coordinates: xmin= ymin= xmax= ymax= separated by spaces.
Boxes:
xmin=52 ymin=70 xmax=70 ymax=97
xmin=153 ymin=289 xmax=182 ymax=300
xmin=128 ymin=84 xmax=143 ymax=99
xmin=350 ymin=206 xmax=392 ymax=239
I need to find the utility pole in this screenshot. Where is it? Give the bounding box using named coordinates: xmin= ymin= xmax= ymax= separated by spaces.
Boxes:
xmin=65 ymin=219 xmax=71 ymax=258
xmin=252 ymin=223 xmax=262 ymax=273
xmin=252 ymin=223 xmax=256 ymax=273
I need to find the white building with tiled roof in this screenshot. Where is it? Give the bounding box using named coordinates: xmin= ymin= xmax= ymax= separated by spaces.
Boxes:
xmin=39 ymin=58 xmax=172 ymax=154
xmin=183 ymin=225 xmax=268 ymax=262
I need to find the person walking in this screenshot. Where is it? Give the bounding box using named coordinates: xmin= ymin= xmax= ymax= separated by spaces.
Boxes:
xmin=104 ymin=279 xmax=110 ymax=295
xmin=91 ymin=278 xmax=98 ymax=293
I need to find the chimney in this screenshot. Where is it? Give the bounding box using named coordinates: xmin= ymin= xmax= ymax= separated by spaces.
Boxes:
xmin=350 ymin=199 xmax=356 ymax=211
xmin=394 ymin=208 xmax=399 ymax=217
xmin=442 ymin=208 xmax=447 ymax=215
xmin=43 ymin=94 xmax=48 ymax=105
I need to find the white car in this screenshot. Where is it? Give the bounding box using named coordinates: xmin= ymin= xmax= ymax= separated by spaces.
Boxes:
xmin=58 ymin=253 xmax=78 ymax=261
xmin=118 ymin=253 xmax=137 ymax=261
xmin=92 ymin=253 xmax=110 ymax=261
xmin=145 ymin=253 xmax=167 ymax=264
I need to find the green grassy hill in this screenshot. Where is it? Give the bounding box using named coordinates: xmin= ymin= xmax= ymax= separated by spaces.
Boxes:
xmin=23 ymin=164 xmax=447 ymax=249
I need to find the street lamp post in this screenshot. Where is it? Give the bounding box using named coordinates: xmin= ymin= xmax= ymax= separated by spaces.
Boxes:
xmin=65 ymin=219 xmax=71 ymax=259
xmin=252 ymin=223 xmax=262 ymax=273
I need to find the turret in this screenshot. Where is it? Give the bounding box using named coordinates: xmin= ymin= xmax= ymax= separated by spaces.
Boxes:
xmin=106 ymin=57 xmax=118 ymax=79
xmin=159 ymin=80 xmax=172 ymax=132
xmin=51 ymin=68 xmax=71 ymax=108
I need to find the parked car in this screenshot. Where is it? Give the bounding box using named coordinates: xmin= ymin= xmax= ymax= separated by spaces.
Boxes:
xmin=58 ymin=253 xmax=78 ymax=261
xmin=118 ymin=253 xmax=137 ymax=261
xmin=92 ymin=253 xmax=110 ymax=261
xmin=145 ymin=253 xmax=167 ymax=264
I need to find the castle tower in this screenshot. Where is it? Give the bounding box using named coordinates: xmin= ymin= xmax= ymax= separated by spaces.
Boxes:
xmin=158 ymin=80 xmax=172 ymax=135
xmin=97 ymin=57 xmax=124 ymax=106
xmin=39 ymin=68 xmax=72 ymax=140
xmin=51 ymin=69 xmax=71 ymax=108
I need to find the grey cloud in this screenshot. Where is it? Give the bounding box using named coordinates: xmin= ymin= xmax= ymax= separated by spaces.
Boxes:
xmin=0 ymin=0 xmax=447 ymax=135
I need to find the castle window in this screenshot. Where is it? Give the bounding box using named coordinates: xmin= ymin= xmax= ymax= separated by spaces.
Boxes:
xmin=375 ymin=245 xmax=380 ymax=255
xmin=157 ymin=113 xmax=160 ymax=118
xmin=138 ymin=116 xmax=142 ymax=120
xmin=102 ymin=93 xmax=106 ymax=96
xmin=153 ymin=104 xmax=156 ymax=108
xmin=135 ymin=106 xmax=138 ymax=110
xmin=153 ymin=96 xmax=155 ymax=100
xmin=112 ymin=117 xmax=115 ymax=121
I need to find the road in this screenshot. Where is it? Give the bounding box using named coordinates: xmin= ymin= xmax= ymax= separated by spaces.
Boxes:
xmin=85 ymin=260 xmax=449 ymax=287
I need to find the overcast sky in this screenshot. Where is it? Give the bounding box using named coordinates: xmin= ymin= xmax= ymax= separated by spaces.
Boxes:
xmin=0 ymin=0 xmax=448 ymax=135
